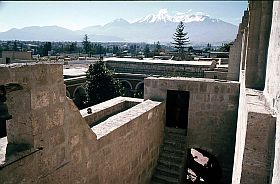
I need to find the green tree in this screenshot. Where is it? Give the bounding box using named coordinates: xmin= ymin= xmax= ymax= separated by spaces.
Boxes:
xmin=82 ymin=34 xmax=91 ymax=55
xmin=144 ymin=44 xmax=150 ymax=58
xmin=153 ymin=41 xmax=162 ymax=56
xmin=69 ymin=42 xmax=77 ymax=53
xmin=218 ymin=42 xmax=233 ymax=52
xmin=13 ymin=40 xmax=18 ymax=51
xmin=85 ymin=60 xmax=123 ymax=106
xmin=40 ymin=42 xmax=51 ymax=56
xmin=172 ymin=21 xmax=190 ymax=60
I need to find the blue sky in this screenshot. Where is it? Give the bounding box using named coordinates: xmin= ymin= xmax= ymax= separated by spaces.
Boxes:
xmin=0 ymin=1 xmax=248 ymax=32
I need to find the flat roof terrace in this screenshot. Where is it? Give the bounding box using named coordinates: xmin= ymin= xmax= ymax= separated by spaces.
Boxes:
xmin=104 ymin=57 xmax=216 ymax=78
xmin=104 ymin=57 xmax=214 ymax=67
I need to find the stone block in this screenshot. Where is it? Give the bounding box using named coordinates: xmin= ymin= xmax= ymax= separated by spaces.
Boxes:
xmin=31 ymin=89 xmax=50 ymax=110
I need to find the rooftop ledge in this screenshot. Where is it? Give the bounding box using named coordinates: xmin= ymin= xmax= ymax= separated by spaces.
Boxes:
xmin=246 ymin=88 xmax=274 ymax=115
xmin=145 ymin=76 xmax=240 ymax=84
xmin=104 ymin=57 xmax=214 ymax=66
xmin=81 ymin=97 xmax=143 ymax=127
xmin=90 ymin=99 xmax=162 ymax=140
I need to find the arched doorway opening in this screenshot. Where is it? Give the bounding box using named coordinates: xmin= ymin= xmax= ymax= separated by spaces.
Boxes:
xmin=134 ymin=82 xmax=144 ymax=98
xmin=186 ymin=148 xmax=222 ymax=184
xmin=120 ymin=80 xmax=132 ymax=97
xmin=73 ymin=86 xmax=87 ymax=109
xmin=66 ymin=90 xmax=71 ymax=98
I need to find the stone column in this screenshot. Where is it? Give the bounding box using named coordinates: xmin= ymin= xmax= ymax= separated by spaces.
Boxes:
xmin=240 ymin=26 xmax=248 ymax=71
xmin=245 ymin=1 xmax=273 ymax=90
xmin=228 ymin=10 xmax=249 ymax=81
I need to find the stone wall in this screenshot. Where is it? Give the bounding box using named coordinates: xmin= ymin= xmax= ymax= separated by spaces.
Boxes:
xmin=2 ymin=51 xmax=32 ymax=61
xmin=245 ymin=1 xmax=273 ymax=90
xmin=0 ymin=63 xmax=166 ymax=184
xmin=240 ymin=89 xmax=275 ymax=184
xmin=104 ymin=58 xmax=215 ymax=78
xmin=204 ymin=70 xmax=227 ymax=80
xmin=263 ymin=1 xmax=280 ymax=183
xmin=231 ymin=71 xmax=248 ymax=184
xmin=227 ymin=10 xmax=248 ymax=81
xmin=144 ymin=77 xmax=240 ymax=183
xmin=81 ymin=97 xmax=143 ymax=126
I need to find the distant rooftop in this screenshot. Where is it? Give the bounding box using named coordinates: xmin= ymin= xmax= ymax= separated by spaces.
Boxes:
xmin=104 ymin=57 xmax=214 ymax=66
xmin=63 ymin=67 xmax=87 ymax=77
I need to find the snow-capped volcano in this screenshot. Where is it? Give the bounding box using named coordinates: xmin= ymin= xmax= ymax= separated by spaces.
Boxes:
xmin=136 ymin=9 xmax=173 ymax=23
xmin=0 ymin=8 xmax=238 ymax=43
xmin=135 ymin=9 xmax=218 ymax=24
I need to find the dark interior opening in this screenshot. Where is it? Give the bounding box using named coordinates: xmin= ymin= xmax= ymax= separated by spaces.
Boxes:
xmin=0 ymin=120 xmax=7 ymax=138
xmin=5 ymin=57 xmax=11 ymax=64
xmin=166 ymin=90 xmax=190 ymax=129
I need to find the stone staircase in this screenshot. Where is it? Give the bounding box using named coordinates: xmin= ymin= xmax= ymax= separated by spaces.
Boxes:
xmin=150 ymin=127 xmax=187 ymax=184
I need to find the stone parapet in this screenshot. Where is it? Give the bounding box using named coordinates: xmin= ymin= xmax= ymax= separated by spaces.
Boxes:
xmin=240 ymin=89 xmax=275 ymax=184
xmin=81 ymin=96 xmax=143 ymax=127
xmin=0 ymin=63 xmax=166 ymax=184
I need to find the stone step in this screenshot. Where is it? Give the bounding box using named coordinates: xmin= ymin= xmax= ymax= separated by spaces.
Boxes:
xmin=161 ymin=144 xmax=186 ymax=153
xmin=152 ymin=173 xmax=180 ymax=184
xmin=165 ymin=127 xmax=186 ymax=135
xmin=163 ymin=139 xmax=187 ymax=150
xmin=164 ymin=133 xmax=187 ymax=143
xmin=159 ymin=152 xmax=185 ymax=165
xmin=157 ymin=158 xmax=183 ymax=172
xmin=155 ymin=164 xmax=181 ymax=178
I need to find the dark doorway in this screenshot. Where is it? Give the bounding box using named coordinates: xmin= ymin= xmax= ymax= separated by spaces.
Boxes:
xmin=6 ymin=57 xmax=11 ymax=64
xmin=166 ymin=90 xmax=190 ymax=129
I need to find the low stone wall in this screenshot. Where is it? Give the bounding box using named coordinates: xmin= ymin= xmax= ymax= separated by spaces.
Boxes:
xmin=240 ymin=89 xmax=275 ymax=184
xmin=81 ymin=97 xmax=143 ymax=126
xmin=2 ymin=51 xmax=32 ymax=61
xmin=231 ymin=71 xmax=248 ymax=184
xmin=104 ymin=58 xmax=215 ymax=78
xmin=90 ymin=100 xmax=165 ymax=183
xmin=144 ymin=77 xmax=240 ymax=183
xmin=204 ymin=70 xmax=227 ymax=80
xmin=0 ymin=63 xmax=166 ymax=184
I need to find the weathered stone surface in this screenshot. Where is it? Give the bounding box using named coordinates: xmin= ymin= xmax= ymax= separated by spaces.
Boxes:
xmin=238 ymin=89 xmax=276 ymax=184
xmin=245 ymin=1 xmax=273 ymax=90
xmin=0 ymin=63 xmax=165 ymax=184
xmin=263 ymin=1 xmax=280 ymax=184
xmin=145 ymin=77 xmax=239 ymax=183
xmin=228 ymin=10 xmax=249 ymax=81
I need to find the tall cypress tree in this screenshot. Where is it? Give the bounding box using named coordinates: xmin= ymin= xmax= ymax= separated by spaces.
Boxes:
xmin=172 ymin=21 xmax=190 ymax=60
xmin=82 ymin=34 xmax=91 ymax=55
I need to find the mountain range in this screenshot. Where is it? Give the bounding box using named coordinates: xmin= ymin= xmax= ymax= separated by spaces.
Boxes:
xmin=0 ymin=9 xmax=238 ymax=44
